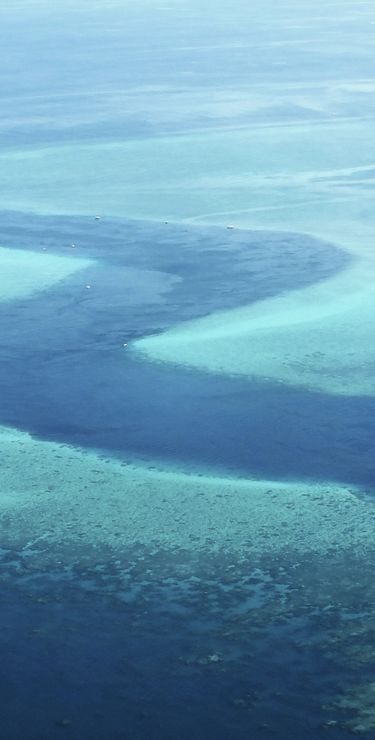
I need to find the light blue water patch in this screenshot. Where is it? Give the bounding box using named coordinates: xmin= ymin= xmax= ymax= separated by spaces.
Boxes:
xmin=0 ymin=119 xmax=375 ymax=219
xmin=0 ymin=246 xmax=92 ymax=301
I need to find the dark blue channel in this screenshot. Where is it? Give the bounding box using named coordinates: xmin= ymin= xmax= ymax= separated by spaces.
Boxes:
xmin=0 ymin=213 xmax=374 ymax=489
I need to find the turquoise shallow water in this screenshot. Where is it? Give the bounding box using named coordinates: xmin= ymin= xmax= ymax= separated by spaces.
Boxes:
xmin=1 ymin=119 xmax=375 ymax=220
xmin=2 ymin=0 xmax=375 ymax=737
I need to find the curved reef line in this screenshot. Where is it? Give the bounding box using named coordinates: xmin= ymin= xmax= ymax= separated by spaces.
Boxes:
xmin=133 ymin=212 xmax=375 ymax=397
xmin=0 ymin=424 xmax=372 ymax=558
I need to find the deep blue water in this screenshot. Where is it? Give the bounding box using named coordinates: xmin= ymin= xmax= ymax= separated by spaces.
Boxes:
xmin=1 ymin=547 xmax=370 ymax=740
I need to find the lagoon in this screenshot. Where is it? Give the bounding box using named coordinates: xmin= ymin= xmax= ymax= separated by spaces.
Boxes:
xmin=2 ymin=0 xmax=375 ymax=737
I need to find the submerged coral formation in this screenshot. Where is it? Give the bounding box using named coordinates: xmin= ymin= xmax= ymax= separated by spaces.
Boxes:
xmin=1 ymin=425 xmax=374 ymax=558
xmin=329 ymin=683 xmax=375 ymax=734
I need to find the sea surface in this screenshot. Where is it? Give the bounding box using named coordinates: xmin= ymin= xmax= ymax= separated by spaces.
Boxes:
xmin=1 ymin=1 xmax=375 ymax=738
